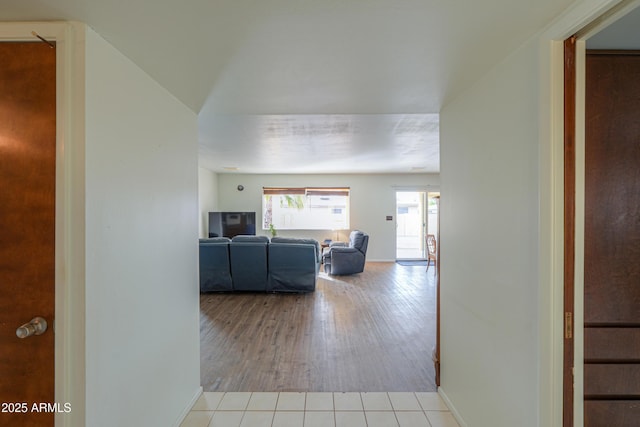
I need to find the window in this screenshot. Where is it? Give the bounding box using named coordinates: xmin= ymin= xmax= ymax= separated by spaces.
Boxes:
xmin=262 ymin=187 xmax=350 ymax=230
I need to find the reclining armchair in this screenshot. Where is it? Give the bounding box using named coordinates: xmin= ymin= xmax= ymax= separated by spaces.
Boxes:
xmin=322 ymin=230 xmax=369 ymax=275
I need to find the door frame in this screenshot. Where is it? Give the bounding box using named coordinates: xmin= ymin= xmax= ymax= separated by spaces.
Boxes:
xmin=0 ymin=22 xmax=87 ymax=427
xmin=540 ymin=1 xmax=640 ymax=425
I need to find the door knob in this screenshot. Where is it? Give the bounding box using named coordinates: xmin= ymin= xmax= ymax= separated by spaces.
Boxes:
xmin=16 ymin=317 xmax=48 ymax=339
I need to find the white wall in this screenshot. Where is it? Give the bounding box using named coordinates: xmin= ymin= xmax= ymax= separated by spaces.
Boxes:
xmin=198 ymin=167 xmax=218 ymax=238
xmin=214 ymin=173 xmax=439 ymax=261
xmin=84 ymin=28 xmax=201 ymax=426
xmin=439 ymin=37 xmax=540 ymax=426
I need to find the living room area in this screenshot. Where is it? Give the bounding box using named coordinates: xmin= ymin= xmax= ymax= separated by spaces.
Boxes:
xmin=199 ymin=172 xmax=440 ymax=263
xmin=199 ymin=171 xmax=439 ymax=392
xmin=194 ymin=170 xmax=447 ymax=426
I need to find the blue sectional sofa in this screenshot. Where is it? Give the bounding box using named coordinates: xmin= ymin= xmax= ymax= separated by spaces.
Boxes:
xmin=198 ymin=235 xmax=320 ymax=293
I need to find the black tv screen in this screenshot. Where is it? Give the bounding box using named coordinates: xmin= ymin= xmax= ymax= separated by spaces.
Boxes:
xmin=208 ymin=212 xmax=256 ymax=238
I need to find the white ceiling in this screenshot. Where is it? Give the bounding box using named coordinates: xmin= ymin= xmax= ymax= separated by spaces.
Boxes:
xmin=587 ymin=5 xmax=640 ymax=49
xmin=2 ymin=0 xmax=576 ymax=174
xmin=198 ymin=114 xmax=439 ymax=173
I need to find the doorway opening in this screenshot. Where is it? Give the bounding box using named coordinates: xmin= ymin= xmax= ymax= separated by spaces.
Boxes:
xmin=395 ymin=191 xmax=426 ymax=259
xmin=395 ymin=191 xmax=439 ymax=260
xmin=561 ymin=5 xmax=640 ymax=425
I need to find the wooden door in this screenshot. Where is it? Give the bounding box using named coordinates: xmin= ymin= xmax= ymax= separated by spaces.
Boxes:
xmin=584 ymin=51 xmax=640 ymax=426
xmin=0 ymin=42 xmax=56 ymax=426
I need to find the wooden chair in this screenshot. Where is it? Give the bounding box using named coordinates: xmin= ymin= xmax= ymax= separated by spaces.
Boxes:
xmin=426 ymin=234 xmax=437 ymax=271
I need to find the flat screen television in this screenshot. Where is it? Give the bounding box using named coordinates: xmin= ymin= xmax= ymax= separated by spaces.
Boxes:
xmin=208 ymin=212 xmax=256 ymax=238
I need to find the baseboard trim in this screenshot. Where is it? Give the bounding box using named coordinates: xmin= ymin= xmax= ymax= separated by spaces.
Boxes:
xmin=438 ymin=387 xmax=468 ymax=427
xmin=366 ymin=259 xmax=396 ymax=262
xmin=173 ymin=386 xmax=203 ymax=427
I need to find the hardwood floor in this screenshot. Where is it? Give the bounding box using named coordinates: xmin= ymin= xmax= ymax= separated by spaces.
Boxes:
xmin=200 ymin=262 xmax=437 ymax=392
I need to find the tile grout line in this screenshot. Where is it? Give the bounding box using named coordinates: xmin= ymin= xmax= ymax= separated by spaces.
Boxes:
xmin=302 ymin=393 xmax=307 ymax=427
xmin=332 ymin=392 xmax=336 ymax=427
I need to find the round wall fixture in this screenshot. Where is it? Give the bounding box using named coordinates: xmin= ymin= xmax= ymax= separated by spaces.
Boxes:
xmin=237 ymin=185 xmax=244 ymax=191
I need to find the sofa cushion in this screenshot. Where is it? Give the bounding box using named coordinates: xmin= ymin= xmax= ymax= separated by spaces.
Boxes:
xmin=350 ymin=231 xmax=366 ymax=251
xmin=271 ymin=237 xmax=316 ymax=245
xmin=231 ymin=235 xmax=270 ymax=243
xmin=270 ymin=237 xmax=321 ymax=264
xmin=268 ymin=243 xmax=317 ymax=292
xmin=199 ymin=239 xmax=233 ymax=292
xmin=229 ymin=236 xmax=269 ymax=291
xmin=200 ymin=237 xmax=231 ymax=243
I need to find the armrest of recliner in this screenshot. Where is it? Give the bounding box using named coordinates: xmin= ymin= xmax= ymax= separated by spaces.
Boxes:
xmin=328 ymin=246 xmax=359 ymax=254
xmin=323 ymin=245 xmax=354 ymax=260
xmin=329 ymin=241 xmax=347 ymax=248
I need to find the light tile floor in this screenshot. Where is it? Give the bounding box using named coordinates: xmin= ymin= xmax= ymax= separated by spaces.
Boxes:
xmin=180 ymin=392 xmax=460 ymax=427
